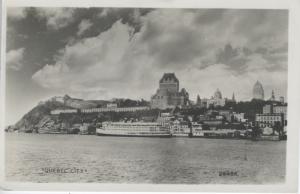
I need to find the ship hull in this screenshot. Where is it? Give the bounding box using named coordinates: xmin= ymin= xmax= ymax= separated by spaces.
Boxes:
xmin=96 ymin=132 xmax=172 ymax=138
xmin=96 ymin=128 xmax=171 ymax=137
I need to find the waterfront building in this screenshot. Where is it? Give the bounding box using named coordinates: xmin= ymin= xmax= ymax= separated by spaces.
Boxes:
xmin=150 ymin=73 xmax=189 ymax=109
xmin=273 ymin=105 xmax=287 ymax=122
xmin=261 ymin=103 xmax=287 ymax=124
xmin=202 ymin=119 xmax=223 ymax=130
xmin=253 ymin=81 xmax=264 ymax=100
xmin=255 ymin=113 xmax=284 ymax=128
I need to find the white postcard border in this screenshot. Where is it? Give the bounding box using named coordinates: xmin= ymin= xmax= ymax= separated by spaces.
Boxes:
xmin=1 ymin=0 xmax=299 ymax=192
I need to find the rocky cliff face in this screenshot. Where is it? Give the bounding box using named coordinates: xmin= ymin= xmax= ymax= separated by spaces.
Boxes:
xmin=13 ymin=100 xmax=71 ymax=133
xmin=8 ymin=95 xmax=155 ymax=134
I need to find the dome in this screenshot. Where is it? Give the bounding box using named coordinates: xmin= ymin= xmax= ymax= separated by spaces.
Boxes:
xmin=214 ymin=89 xmax=222 ymax=99
xmin=253 ymin=81 xmax=264 ymax=100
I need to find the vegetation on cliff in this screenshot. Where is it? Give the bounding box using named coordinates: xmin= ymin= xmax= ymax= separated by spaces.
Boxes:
xmin=7 ymin=97 xmax=156 ymax=134
xmin=11 ymin=100 xmax=72 ymax=133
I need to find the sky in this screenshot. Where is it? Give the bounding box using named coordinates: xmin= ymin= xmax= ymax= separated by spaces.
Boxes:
xmin=5 ymin=7 xmax=288 ymax=125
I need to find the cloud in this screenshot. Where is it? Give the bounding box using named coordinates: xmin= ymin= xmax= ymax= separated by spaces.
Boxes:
xmin=97 ymin=8 xmax=110 ymax=18
xmin=31 ymin=63 xmax=70 ymax=88
xmin=35 ymin=8 xmax=76 ymax=30
xmin=7 ymin=7 xmax=27 ymax=20
xmin=6 ymin=48 xmax=25 ymax=70
xmin=32 ymin=20 xmax=136 ymax=99
xmin=77 ymin=19 xmax=93 ymax=36
xmin=32 ymin=9 xmax=288 ymax=101
xmin=97 ymin=8 xmax=120 ymax=18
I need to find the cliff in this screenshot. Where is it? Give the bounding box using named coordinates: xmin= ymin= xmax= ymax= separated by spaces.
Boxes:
xmin=13 ymin=100 xmax=72 ymax=133
xmin=8 ymin=96 xmax=155 ymax=134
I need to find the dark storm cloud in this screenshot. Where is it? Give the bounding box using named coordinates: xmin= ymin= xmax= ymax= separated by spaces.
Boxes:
xmin=145 ymin=27 xmax=205 ymax=68
xmin=233 ymin=9 xmax=288 ymax=44
xmin=193 ymin=9 xmax=226 ymax=25
xmin=216 ymin=44 xmax=249 ymax=73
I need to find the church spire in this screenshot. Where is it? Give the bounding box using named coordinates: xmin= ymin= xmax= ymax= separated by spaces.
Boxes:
xmin=270 ymin=90 xmax=275 ymax=101
xmin=232 ymin=92 xmax=236 ymax=102
xmin=196 ymin=94 xmax=201 ymax=105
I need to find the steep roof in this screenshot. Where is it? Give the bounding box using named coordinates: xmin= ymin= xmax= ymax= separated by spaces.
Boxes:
xmin=159 ymin=73 xmax=179 ymax=83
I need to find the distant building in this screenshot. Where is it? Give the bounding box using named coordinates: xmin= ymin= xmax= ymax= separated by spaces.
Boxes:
xmin=253 ymin=81 xmax=264 ymax=100
xmin=81 ymin=106 xmax=150 ymax=113
xmin=206 ymin=89 xmax=226 ymax=108
xmin=273 ymin=105 xmax=287 ymax=121
xmin=233 ymin=112 xmax=247 ymax=122
xmin=279 ymin=96 xmax=285 ymax=104
xmin=197 ymin=89 xmax=235 ymax=108
xmin=232 ymin=93 xmax=236 ymax=102
xmin=202 ymin=119 xmax=224 ymax=130
xmin=150 ymin=73 xmax=189 ymax=109
xmin=262 ymin=103 xmax=287 ymax=124
xmin=51 ymin=109 xmax=78 ymax=115
xmin=51 ymin=96 xmax=64 ymax=103
xmin=218 ymin=110 xmax=233 ymax=122
xmin=196 ymin=95 xmax=201 ymax=107
xmin=263 ymin=104 xmax=273 ymax=114
xmin=63 ymin=95 xmax=97 ymax=109
xmin=255 ymin=113 xmax=284 ymax=128
xmin=38 ymin=101 xmax=46 ymax=105
xmin=269 ymin=90 xmax=276 ymax=101
xmin=107 ymin=103 xmax=118 ymax=108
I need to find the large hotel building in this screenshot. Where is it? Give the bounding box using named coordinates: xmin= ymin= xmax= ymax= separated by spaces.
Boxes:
xmin=150 ymin=73 xmax=189 ymax=109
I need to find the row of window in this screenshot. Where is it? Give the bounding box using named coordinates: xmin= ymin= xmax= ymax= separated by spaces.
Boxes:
xmin=103 ymin=128 xmax=169 ymax=132
xmin=256 ymin=116 xmax=281 ymax=121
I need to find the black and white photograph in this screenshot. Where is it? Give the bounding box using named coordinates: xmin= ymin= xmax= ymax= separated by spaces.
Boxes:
xmin=1 ymin=0 xmax=299 ymax=192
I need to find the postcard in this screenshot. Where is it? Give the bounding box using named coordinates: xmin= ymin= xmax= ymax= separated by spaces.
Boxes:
xmin=1 ymin=0 xmax=299 ymax=192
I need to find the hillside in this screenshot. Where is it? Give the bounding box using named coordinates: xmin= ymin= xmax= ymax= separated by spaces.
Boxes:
xmin=7 ymin=96 xmax=157 ymax=134
xmin=12 ymin=100 xmax=72 ymax=133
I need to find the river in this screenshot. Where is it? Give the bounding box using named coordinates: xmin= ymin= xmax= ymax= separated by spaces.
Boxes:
xmin=5 ymin=133 xmax=286 ymax=184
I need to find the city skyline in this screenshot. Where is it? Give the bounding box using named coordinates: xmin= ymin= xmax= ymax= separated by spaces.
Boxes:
xmin=6 ymin=8 xmax=288 ymax=125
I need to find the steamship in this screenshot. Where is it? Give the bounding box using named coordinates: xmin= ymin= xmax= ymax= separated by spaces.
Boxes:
xmin=96 ymin=121 xmax=172 ymax=137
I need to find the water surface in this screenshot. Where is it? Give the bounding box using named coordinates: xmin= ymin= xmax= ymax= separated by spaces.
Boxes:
xmin=5 ymin=133 xmax=286 ymax=184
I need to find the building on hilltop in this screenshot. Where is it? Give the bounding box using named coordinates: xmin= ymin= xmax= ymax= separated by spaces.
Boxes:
xmin=51 ymin=96 xmax=64 ymax=103
xmin=253 ymin=81 xmax=264 ymax=100
xmin=269 ymin=90 xmax=276 ymax=101
xmin=150 ymin=73 xmax=189 ymax=109
xmin=195 ymin=95 xmax=201 ymax=107
xmin=279 ymin=96 xmax=285 ymax=104
xmin=196 ymin=89 xmax=235 ymax=108
xmin=207 ymin=89 xmax=226 ymax=108
xmin=50 ymin=95 xmax=98 ymax=109
xmin=232 ymin=93 xmax=236 ymax=102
